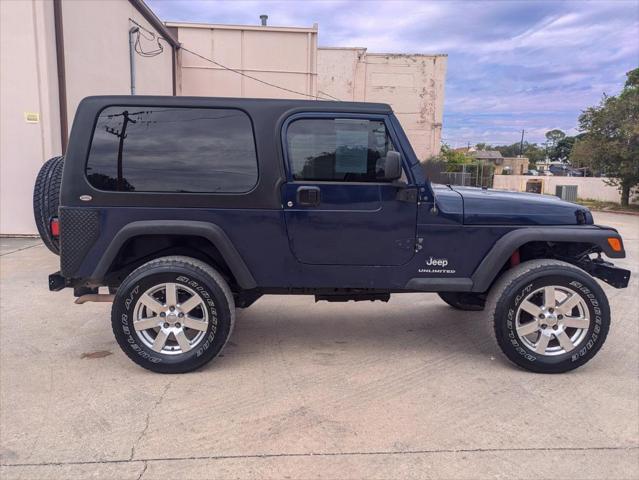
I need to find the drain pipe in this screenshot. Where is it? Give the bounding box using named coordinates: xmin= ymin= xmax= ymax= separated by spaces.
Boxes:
xmin=129 ymin=26 xmax=139 ymax=95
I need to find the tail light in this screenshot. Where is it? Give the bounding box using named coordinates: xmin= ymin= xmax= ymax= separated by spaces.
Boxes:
xmin=50 ymin=217 xmax=60 ymax=237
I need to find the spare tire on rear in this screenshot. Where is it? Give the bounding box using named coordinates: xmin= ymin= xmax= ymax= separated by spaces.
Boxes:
xmin=33 ymin=156 xmax=64 ymax=255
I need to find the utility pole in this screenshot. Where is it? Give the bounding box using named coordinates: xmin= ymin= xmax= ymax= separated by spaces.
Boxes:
xmin=105 ymin=110 xmax=137 ymax=190
xmin=519 ymin=129 xmax=525 ymax=157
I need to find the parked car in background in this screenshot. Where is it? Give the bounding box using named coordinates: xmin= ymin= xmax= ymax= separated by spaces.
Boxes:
xmin=548 ymin=164 xmax=585 ymax=177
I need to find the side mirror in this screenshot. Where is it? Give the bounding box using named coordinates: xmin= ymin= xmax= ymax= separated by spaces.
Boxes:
xmin=383 ymin=151 xmax=402 ymax=181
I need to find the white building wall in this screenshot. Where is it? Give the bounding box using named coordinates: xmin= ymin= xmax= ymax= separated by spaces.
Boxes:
xmin=1 ymin=0 xmax=61 ymax=235
xmin=170 ymin=23 xmax=319 ymax=99
xmin=62 ymin=0 xmax=174 ymax=132
xmin=172 ymin=31 xmax=447 ymax=161
xmin=318 ymin=48 xmax=447 ymax=161
xmin=0 ymin=0 xmax=174 ymax=235
xmin=316 ymin=47 xmax=367 ymax=101
xmin=1 ymin=7 xmax=447 ymax=235
xmin=493 ymin=175 xmax=638 ymax=205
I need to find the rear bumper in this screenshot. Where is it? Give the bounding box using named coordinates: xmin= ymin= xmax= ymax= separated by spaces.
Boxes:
xmin=49 ymin=271 xmax=69 ymax=291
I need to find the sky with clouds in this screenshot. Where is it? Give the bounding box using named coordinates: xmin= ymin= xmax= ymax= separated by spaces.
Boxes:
xmin=148 ymin=0 xmax=639 ymax=146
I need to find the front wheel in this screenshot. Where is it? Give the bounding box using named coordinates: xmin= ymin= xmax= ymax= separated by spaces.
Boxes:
xmin=488 ymin=259 xmax=610 ymax=373
xmin=111 ymin=256 xmax=235 ymax=373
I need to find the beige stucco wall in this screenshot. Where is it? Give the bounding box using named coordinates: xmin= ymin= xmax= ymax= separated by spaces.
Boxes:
xmin=62 ymin=0 xmax=173 ymax=132
xmin=494 ymin=157 xmax=529 ymax=175
xmin=1 ymin=0 xmax=61 ymax=235
xmin=316 ymin=47 xmax=367 ymax=101
xmin=318 ymin=48 xmax=447 ymax=160
xmin=493 ymin=175 xmax=637 ymax=204
xmin=169 ymin=23 xmax=318 ymax=99
xmin=170 ymin=27 xmax=447 ymax=161
xmin=1 ymin=0 xmax=174 ymax=235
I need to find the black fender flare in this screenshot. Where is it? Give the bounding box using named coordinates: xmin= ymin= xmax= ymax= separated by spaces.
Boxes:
xmin=91 ymin=220 xmax=257 ymax=289
xmin=470 ymin=226 xmax=625 ymax=292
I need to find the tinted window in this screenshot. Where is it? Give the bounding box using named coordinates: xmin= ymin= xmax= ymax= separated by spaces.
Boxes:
xmin=86 ymin=107 xmax=258 ymax=193
xmin=287 ymin=118 xmax=398 ymax=182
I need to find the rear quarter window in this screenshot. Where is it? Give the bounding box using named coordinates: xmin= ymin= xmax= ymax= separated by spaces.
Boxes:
xmin=86 ymin=106 xmax=258 ymax=193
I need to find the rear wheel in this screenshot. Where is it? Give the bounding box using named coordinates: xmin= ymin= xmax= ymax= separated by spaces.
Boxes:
xmin=33 ymin=156 xmax=64 ymax=254
xmin=111 ymin=256 xmax=235 ymax=373
xmin=438 ymin=292 xmax=486 ymax=311
xmin=488 ymin=259 xmax=610 ymax=373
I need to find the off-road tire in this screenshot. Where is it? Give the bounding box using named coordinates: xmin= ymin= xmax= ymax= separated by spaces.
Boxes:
xmin=487 ymin=259 xmax=610 ymax=373
xmin=438 ymin=292 xmax=486 ymax=311
xmin=33 ymin=156 xmax=64 ymax=254
xmin=111 ymin=256 xmax=235 ymax=373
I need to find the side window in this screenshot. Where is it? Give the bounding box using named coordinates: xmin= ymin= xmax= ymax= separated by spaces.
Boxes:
xmin=86 ymin=107 xmax=258 ymax=193
xmin=287 ymin=118 xmax=399 ymax=182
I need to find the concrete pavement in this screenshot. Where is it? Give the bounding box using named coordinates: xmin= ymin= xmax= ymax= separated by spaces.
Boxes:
xmin=1 ymin=211 xmax=638 ymax=479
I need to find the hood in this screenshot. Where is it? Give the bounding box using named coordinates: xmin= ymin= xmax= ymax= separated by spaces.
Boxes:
xmin=451 ymin=186 xmax=593 ymax=225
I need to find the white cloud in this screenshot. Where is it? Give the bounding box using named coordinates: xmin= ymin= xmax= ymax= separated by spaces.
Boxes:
xmin=149 ymin=0 xmax=639 ymax=144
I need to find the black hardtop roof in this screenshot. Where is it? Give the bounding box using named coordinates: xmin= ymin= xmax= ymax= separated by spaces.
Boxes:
xmin=81 ymin=95 xmax=393 ymax=115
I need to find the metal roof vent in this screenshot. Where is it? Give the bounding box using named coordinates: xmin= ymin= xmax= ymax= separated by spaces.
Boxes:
xmin=260 ymin=14 xmax=268 ymax=26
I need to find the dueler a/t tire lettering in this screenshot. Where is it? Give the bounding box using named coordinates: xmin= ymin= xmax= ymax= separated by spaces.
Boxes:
xmin=111 ymin=256 xmax=235 ymax=373
xmin=487 ymin=259 xmax=610 ymax=374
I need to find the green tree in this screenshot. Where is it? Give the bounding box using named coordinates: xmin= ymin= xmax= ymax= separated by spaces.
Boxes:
xmin=569 ymin=138 xmax=594 ymax=170
xmin=545 ymin=129 xmax=566 ymax=149
xmin=522 ymin=143 xmax=547 ymax=165
xmin=549 ymin=136 xmax=576 ymax=162
xmin=575 ymin=68 xmax=639 ymax=206
xmin=494 ymin=142 xmax=520 ymax=157
xmin=440 ymin=143 xmax=472 ymax=164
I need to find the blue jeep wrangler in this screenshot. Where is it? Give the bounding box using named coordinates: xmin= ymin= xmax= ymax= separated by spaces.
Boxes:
xmin=34 ymin=96 xmax=630 ymax=374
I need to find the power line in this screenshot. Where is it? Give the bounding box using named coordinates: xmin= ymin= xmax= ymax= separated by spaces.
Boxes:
xmin=134 ymin=30 xmax=163 ymax=57
xmin=317 ymin=90 xmax=341 ymax=101
xmin=129 ymin=19 xmax=163 ymax=57
xmin=179 ymin=45 xmax=338 ymax=101
xmin=128 ymin=18 xmax=340 ymax=102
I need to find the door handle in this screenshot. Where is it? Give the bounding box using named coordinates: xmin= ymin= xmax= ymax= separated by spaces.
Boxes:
xmin=296 ymin=186 xmax=321 ymax=207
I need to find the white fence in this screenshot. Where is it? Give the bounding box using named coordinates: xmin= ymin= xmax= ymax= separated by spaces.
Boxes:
xmin=492 ymin=175 xmax=636 ymax=204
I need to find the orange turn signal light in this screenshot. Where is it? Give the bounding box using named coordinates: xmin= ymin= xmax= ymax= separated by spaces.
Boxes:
xmin=607 ymin=237 xmax=622 ymax=252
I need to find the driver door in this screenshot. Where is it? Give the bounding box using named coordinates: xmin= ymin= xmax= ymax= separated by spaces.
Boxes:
xmin=281 ymin=115 xmax=418 ymax=266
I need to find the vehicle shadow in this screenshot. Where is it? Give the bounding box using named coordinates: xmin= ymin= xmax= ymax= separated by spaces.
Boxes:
xmin=213 ymin=294 xmax=508 ymax=370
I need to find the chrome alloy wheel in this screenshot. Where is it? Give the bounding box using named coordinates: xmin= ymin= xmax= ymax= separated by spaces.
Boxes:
xmin=132 ymin=283 xmax=209 ymax=355
xmin=515 ymin=285 xmax=590 ymax=356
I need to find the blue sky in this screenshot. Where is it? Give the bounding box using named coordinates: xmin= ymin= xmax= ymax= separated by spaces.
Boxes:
xmin=148 ymin=0 xmax=639 ymax=146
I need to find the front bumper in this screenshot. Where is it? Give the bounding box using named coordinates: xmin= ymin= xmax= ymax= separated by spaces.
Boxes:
xmin=581 ymin=260 xmax=631 ymax=289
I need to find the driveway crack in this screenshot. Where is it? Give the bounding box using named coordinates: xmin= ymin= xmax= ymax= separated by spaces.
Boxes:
xmin=129 ymin=381 xmax=174 ymax=461
xmin=2 ymin=445 xmax=637 ymax=468
xmin=136 ymin=460 xmax=148 ymax=480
